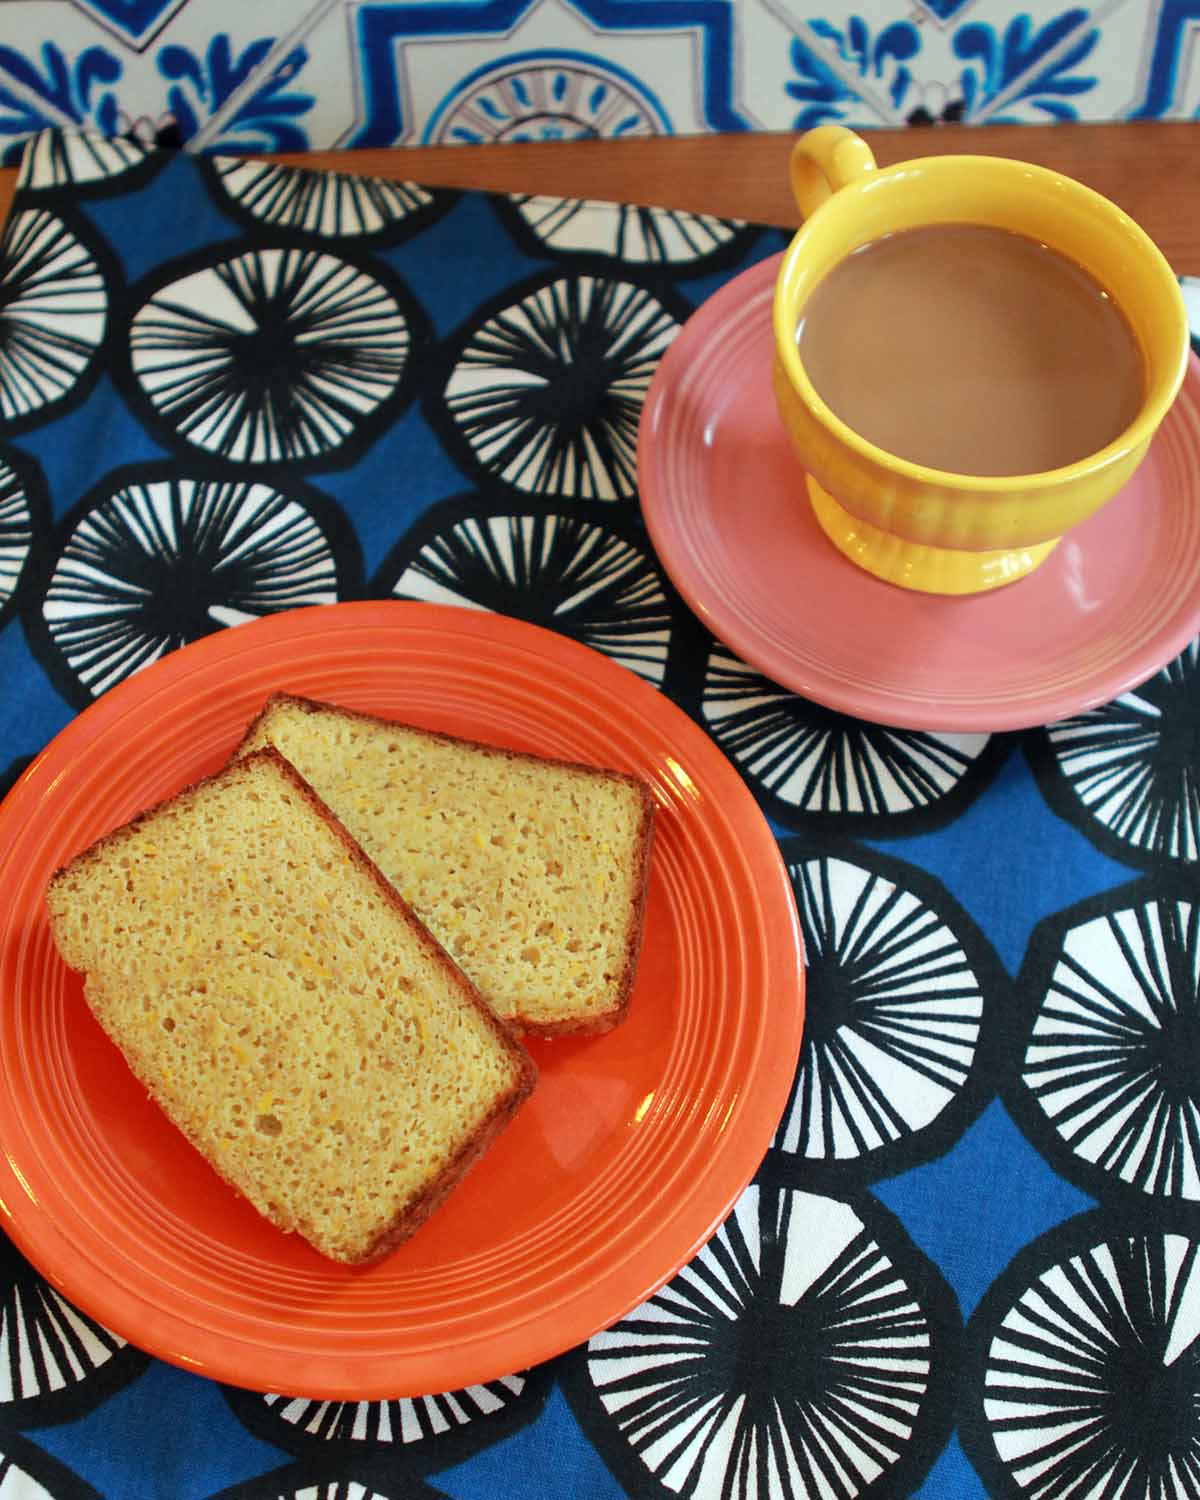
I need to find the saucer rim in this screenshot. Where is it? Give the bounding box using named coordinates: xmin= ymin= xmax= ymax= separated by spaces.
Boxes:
xmin=639 ymin=252 xmax=1200 ymax=734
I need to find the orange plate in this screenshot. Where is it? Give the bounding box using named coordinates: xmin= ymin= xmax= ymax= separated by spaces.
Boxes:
xmin=0 ymin=602 xmax=804 ymax=1399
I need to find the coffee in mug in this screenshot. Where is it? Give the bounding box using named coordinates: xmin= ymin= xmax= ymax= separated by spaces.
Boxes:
xmin=795 ymin=224 xmax=1144 ymax=477
xmin=772 ymin=126 xmax=1189 ymax=594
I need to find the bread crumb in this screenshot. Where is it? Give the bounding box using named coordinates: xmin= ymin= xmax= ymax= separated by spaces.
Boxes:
xmin=234 ymin=694 xmax=655 ymax=1037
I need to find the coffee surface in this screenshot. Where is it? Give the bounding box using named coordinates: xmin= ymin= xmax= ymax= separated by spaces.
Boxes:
xmin=796 ymin=224 xmax=1144 ymax=476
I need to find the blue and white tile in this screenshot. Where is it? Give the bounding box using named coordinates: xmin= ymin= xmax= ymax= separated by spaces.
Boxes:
xmin=0 ymin=3 xmax=131 ymax=158
xmin=937 ymin=0 xmax=1162 ymax=125
xmin=131 ymin=0 xmax=324 ymax=154
xmin=0 ymin=3 xmax=199 ymax=155
xmin=739 ymin=0 xmax=931 ymax=128
xmin=1183 ymin=278 xmax=1200 ymax=342
xmin=342 ymin=0 xmax=743 ymax=147
xmin=1127 ymin=0 xmax=1200 ymax=117
xmin=741 ymin=0 xmax=1162 ymax=129
xmin=150 ymin=0 xmax=358 ymax=154
xmin=0 ymin=0 xmax=1193 ymax=162
xmin=0 ymin=0 xmax=332 ymax=158
xmin=58 ymin=0 xmax=192 ymax=54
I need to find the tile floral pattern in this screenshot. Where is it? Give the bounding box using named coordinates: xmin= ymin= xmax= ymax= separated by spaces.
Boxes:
xmin=1 ymin=0 xmax=1198 ymax=164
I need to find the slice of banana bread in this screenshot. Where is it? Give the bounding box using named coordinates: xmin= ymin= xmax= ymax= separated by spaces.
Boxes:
xmin=45 ymin=748 xmax=536 ymax=1265
xmin=235 ymin=694 xmax=655 ymax=1037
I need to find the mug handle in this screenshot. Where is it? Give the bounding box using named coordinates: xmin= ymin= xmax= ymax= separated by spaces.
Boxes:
xmin=790 ymin=126 xmax=877 ymax=221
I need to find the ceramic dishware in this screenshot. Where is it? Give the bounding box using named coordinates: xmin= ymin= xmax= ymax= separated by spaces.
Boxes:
xmin=773 ymin=125 xmax=1190 ymax=594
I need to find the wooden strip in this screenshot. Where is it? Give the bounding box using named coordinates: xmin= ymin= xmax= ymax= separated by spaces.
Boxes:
xmin=1 ymin=124 xmax=1195 ymax=273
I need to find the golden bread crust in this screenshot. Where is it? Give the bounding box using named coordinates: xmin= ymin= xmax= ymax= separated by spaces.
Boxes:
xmin=236 ymin=694 xmax=657 ymax=1038
xmin=46 ymin=747 xmax=536 ymax=1265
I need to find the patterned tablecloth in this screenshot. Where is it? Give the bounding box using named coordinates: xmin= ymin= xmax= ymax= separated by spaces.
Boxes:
xmin=0 ymin=127 xmax=1198 ymax=1500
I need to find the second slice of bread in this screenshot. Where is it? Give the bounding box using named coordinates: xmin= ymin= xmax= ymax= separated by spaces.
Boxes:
xmin=45 ymin=748 xmax=536 ymax=1265
xmin=235 ymin=695 xmax=656 ymax=1036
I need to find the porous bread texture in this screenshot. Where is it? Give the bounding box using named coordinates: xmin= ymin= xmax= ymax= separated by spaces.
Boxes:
xmin=235 ymin=695 xmax=656 ymax=1037
xmin=45 ymin=749 xmax=536 ymax=1265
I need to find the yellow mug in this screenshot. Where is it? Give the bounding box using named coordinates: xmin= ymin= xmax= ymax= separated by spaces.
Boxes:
xmin=772 ymin=126 xmax=1190 ymax=595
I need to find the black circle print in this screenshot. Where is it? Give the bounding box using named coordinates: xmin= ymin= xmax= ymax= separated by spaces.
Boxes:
xmin=18 ymin=128 xmax=148 ymax=194
xmin=963 ymin=1209 xmax=1200 ymax=1499
xmin=32 ymin=468 xmax=354 ymax=705
xmin=375 ymin=498 xmax=684 ymax=687
xmin=1030 ymin=637 xmax=1200 ymax=867
xmin=560 ymin=1183 xmax=959 ymax=1500
xmin=0 ymin=449 xmax=44 ymax=629
xmin=702 ymin=643 xmax=1004 ymax=831
xmin=497 ymin=193 xmax=754 ymax=271
xmin=224 ymin=1364 xmax=553 ymax=1469
xmin=433 ymin=268 xmax=687 ymax=502
xmin=128 ymin=245 xmax=419 ymax=464
xmin=210 ymin=157 xmax=456 ymax=243
xmin=0 ymin=1431 xmax=103 ymax=1499
xmin=208 ymin=1461 xmax=444 ymax=1500
xmin=1011 ymin=883 xmax=1200 ymax=1210
xmin=0 ymin=1228 xmax=147 ymax=1426
xmin=0 ymin=207 xmax=107 ymax=427
xmin=770 ymin=843 xmax=1003 ymax=1188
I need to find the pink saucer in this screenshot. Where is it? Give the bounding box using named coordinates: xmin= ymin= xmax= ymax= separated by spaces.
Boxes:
xmin=638 ymin=253 xmax=1200 ymax=732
